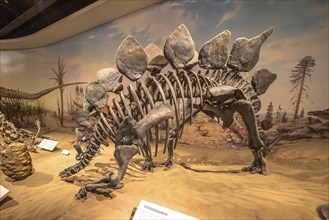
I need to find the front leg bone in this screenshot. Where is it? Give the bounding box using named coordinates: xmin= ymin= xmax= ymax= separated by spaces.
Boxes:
xmin=75 ymin=144 xmax=138 ymax=199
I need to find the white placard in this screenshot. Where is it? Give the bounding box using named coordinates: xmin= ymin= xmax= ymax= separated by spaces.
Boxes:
xmin=133 ymin=200 xmax=198 ymax=220
xmin=0 ymin=185 xmax=10 ymax=201
xmin=38 ymin=139 xmax=59 ymax=151
xmin=61 ymin=149 xmax=70 ymax=155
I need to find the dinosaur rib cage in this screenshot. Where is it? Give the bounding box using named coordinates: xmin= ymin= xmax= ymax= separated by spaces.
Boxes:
xmin=65 ymin=68 xmax=263 ymax=176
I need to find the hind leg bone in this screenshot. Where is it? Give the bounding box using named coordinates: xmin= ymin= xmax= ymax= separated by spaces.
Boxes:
xmin=229 ymin=99 xmax=267 ymax=175
xmin=203 ymin=85 xmax=267 ymax=175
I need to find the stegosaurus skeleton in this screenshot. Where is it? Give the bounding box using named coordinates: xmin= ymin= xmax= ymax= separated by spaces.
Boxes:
xmin=59 ymin=24 xmax=279 ymax=199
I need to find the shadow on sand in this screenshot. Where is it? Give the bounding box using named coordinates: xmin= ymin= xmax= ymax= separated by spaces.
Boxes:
xmin=0 ymin=196 xmax=19 ymax=210
xmin=178 ymin=162 xmax=243 ymax=173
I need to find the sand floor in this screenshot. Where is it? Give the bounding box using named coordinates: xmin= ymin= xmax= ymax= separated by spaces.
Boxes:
xmin=0 ymin=123 xmax=328 ymax=220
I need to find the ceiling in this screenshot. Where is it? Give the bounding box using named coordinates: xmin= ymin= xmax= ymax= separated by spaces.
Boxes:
xmin=0 ymin=0 xmax=160 ymax=50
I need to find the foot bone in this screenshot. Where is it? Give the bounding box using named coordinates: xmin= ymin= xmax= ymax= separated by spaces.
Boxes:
xmin=160 ymin=159 xmax=173 ymax=171
xmin=142 ymin=160 xmax=155 ymax=172
xmin=242 ymin=164 xmax=267 ymax=175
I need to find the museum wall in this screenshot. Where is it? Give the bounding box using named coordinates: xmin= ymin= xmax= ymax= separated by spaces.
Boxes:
xmin=1 ymin=0 xmax=328 ymax=114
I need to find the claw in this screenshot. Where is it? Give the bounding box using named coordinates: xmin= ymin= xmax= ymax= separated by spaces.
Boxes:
xmin=260 ymin=167 xmax=267 ymax=176
xmin=75 ymin=186 xmax=88 ymax=200
xmin=142 ymin=160 xmax=154 ymax=172
xmin=59 ymin=169 xmax=70 ymax=178
xmin=161 ymin=159 xmax=173 ymax=170
xmin=242 ymin=164 xmax=267 ymax=175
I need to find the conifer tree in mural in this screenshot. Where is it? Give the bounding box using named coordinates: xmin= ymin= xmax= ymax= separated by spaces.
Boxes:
xmin=50 ymin=56 xmax=67 ymax=126
xmin=299 ymin=107 xmax=305 ymax=118
xmin=276 ymin=104 xmax=282 ymax=122
xmin=290 ymin=56 xmax=316 ymax=119
xmin=281 ymin=110 xmax=288 ymax=123
xmin=262 ymin=102 xmax=274 ymax=130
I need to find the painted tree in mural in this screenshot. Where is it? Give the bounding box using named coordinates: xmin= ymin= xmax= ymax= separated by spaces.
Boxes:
xmin=299 ymin=107 xmax=305 ymax=118
xmin=276 ymin=104 xmax=283 ymax=122
xmin=75 ymin=85 xmax=80 ymax=98
xmin=282 ymin=110 xmax=288 ymax=123
xmin=262 ymin=102 xmax=274 ymax=130
xmin=265 ymin=102 xmax=274 ymax=122
xmin=50 ymin=56 xmax=67 ymax=126
xmin=290 ymin=56 xmax=316 ymax=119
xmin=71 ymin=85 xmax=85 ymax=112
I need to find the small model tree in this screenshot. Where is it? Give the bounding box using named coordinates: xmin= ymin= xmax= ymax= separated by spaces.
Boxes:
xmin=290 ymin=56 xmax=316 ymax=119
xmin=50 ymin=56 xmax=67 ymax=126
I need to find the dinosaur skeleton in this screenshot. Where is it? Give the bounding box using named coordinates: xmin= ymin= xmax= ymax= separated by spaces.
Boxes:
xmin=0 ymin=82 xmax=88 ymax=126
xmin=59 ymin=24 xmax=279 ymax=199
xmin=0 ymin=82 xmax=87 ymax=101
xmin=0 ymin=111 xmax=39 ymax=180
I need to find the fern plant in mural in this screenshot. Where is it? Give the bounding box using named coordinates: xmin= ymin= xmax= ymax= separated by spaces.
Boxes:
xmin=290 ymin=56 xmax=316 ymax=119
xmin=50 ymin=56 xmax=67 ymax=126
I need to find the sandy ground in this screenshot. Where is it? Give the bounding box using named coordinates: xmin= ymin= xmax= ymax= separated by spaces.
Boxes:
xmin=0 ymin=121 xmax=328 ymax=220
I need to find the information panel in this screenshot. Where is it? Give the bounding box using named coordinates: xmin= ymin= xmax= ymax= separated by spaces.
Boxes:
xmin=0 ymin=185 xmax=10 ymax=201
xmin=132 ymin=200 xmax=198 ymax=220
xmin=38 ymin=139 xmax=58 ymax=151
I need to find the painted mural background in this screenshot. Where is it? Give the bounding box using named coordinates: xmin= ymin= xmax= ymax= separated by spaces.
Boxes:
xmin=1 ymin=0 xmax=328 ymax=115
xmin=0 ymin=2 xmax=328 ymax=219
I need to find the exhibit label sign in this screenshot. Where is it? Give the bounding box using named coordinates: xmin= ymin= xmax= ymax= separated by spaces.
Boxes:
xmin=61 ymin=149 xmax=70 ymax=155
xmin=132 ymin=200 xmax=198 ymax=220
xmin=0 ymin=185 xmax=10 ymax=201
xmin=38 ymin=139 xmax=59 ymax=151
